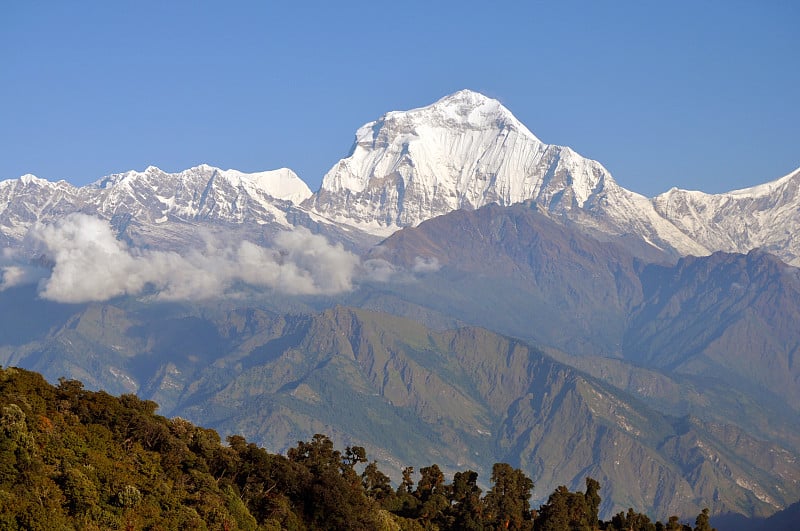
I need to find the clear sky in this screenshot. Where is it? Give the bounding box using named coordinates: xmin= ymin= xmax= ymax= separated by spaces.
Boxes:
xmin=1 ymin=1 xmax=798 ymax=197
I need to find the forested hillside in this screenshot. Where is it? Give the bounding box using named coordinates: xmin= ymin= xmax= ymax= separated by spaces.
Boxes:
xmin=0 ymin=366 xmax=715 ymax=530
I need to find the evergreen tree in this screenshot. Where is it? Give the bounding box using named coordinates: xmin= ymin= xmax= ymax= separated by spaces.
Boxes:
xmin=362 ymin=460 xmax=394 ymax=502
xmin=446 ymin=469 xmax=484 ymax=530
xmin=415 ymin=464 xmax=449 ymax=525
xmin=665 ymin=515 xmax=683 ymax=531
xmin=394 ymin=465 xmax=420 ymax=518
xmin=536 ymin=485 xmax=590 ymax=531
xmin=693 ymin=508 xmax=714 ymax=531
xmin=484 ymin=462 xmax=534 ymax=530
xmin=584 ymin=477 xmax=601 ymax=530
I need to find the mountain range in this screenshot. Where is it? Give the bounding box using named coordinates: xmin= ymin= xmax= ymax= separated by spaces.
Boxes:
xmin=1 ymin=90 xmax=798 ymax=525
xmin=3 ymin=90 xmax=798 ymax=265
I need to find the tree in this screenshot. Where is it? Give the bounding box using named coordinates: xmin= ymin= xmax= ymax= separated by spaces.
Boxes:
xmin=287 ymin=433 xmax=340 ymax=472
xmin=484 ymin=463 xmax=534 ymax=530
xmin=609 ymin=508 xmax=656 ymax=531
xmin=693 ymin=508 xmax=714 ymax=531
xmin=362 ymin=461 xmax=394 ymax=502
xmin=399 ymin=466 xmax=415 ymax=494
xmin=394 ymin=466 xmax=420 ymax=518
xmin=665 ymin=515 xmax=683 ymax=531
xmin=344 ymin=445 xmax=367 ymax=468
xmin=447 ymin=470 xmax=483 ymax=530
xmin=415 ymin=464 xmax=448 ymax=525
xmin=536 ymin=485 xmax=591 ymax=531
xmin=286 ymin=434 xmax=380 ymax=530
xmin=584 ymin=478 xmax=601 ymax=530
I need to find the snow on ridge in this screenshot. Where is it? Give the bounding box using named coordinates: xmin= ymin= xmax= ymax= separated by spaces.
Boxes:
xmin=650 ymin=166 xmax=800 ymax=266
xmin=18 ymin=174 xmax=45 ymax=185
xmin=654 ymin=166 xmax=800 ymax=200
xmin=0 ymin=163 xmax=313 ymax=245
xmin=725 ymin=166 xmax=800 ymax=198
xmin=309 ymin=89 xmax=800 ymax=263
xmin=218 ymin=167 xmax=312 ymax=204
xmin=312 ymin=88 xmax=622 ymax=231
xmin=86 ymin=164 xmax=311 ymax=205
xmin=3 ymin=89 xmax=799 ymax=265
xmin=388 ymin=89 xmax=539 ymax=139
xmin=1 ymin=174 xmax=66 ymax=187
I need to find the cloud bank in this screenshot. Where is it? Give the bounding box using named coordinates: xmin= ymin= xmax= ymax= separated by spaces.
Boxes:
xmin=4 ymin=214 xmax=361 ymax=303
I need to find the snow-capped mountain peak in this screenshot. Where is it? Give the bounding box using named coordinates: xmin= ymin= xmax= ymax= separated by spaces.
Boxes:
xmin=0 ymin=163 xmax=314 ymax=249
xmin=91 ymin=164 xmax=311 ymax=204
xmin=3 ymin=91 xmax=799 ymax=266
xmin=308 ymin=89 xmax=626 ymax=235
xmin=391 ymin=89 xmax=538 ymax=138
xmin=651 ymin=167 xmax=800 ymax=264
xmin=216 ymin=167 xmax=312 ymax=204
xmin=17 ymin=174 xmax=47 ymax=186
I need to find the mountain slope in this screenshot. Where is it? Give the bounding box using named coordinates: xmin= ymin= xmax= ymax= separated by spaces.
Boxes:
xmin=353 ymin=202 xmax=800 ymax=443
xmin=652 ymin=167 xmax=800 ymax=265
xmin=306 ymin=89 xmax=800 ymax=266
xmin=154 ymin=306 xmax=800 ymax=519
xmin=1 ymin=295 xmax=797 ymax=519
xmin=624 ymin=249 xmax=800 ymax=411
xmin=360 ymin=202 xmax=653 ymax=357
xmin=4 ymin=90 xmax=799 ymax=264
xmin=307 ymin=90 xmax=708 ymax=258
xmin=90 ymin=164 xmax=312 ymax=223
xmin=0 ymin=164 xmax=384 ymax=252
xmin=0 ymin=164 xmax=313 ymax=249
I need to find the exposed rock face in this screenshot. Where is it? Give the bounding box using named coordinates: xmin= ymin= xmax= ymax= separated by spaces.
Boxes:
xmin=308 ymin=90 xmax=800 ymax=266
xmin=0 ymin=165 xmax=318 ymax=249
xmin=652 ymin=168 xmax=800 ymax=265
xmin=0 ymin=164 xmax=312 ymax=247
xmin=306 ymin=90 xmax=709 ymax=257
xmin=625 ymin=249 xmax=800 ymax=410
xmin=4 ymin=90 xmax=799 ymax=264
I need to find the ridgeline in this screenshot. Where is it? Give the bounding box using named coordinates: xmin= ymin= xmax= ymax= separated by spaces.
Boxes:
xmin=0 ymin=366 xmax=713 ymax=530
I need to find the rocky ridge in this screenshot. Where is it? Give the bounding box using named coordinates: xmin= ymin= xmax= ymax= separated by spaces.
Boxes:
xmin=2 ymin=90 xmax=799 ymax=265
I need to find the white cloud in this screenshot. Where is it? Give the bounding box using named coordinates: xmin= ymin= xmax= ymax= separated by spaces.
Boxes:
xmin=0 ymin=264 xmax=43 ymax=291
xmin=360 ymin=258 xmax=402 ymax=283
xmin=412 ymin=256 xmax=441 ymax=273
xmin=22 ymin=214 xmax=361 ymax=303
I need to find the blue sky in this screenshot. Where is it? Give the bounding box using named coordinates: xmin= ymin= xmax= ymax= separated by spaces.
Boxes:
xmin=1 ymin=1 xmax=797 ymax=196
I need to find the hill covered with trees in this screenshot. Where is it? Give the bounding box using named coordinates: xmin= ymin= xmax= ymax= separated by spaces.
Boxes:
xmin=0 ymin=366 xmax=714 ymax=530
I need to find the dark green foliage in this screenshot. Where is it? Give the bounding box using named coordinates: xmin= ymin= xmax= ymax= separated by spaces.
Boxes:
xmin=537 ymin=485 xmax=590 ymax=531
xmin=484 ymin=462 xmax=534 ymax=530
xmin=585 ymin=477 xmax=601 ymax=530
xmin=665 ymin=515 xmax=689 ymax=531
xmin=0 ymin=367 xmax=719 ymax=530
xmin=446 ymin=470 xmax=484 ymax=530
xmin=693 ymin=508 xmax=714 ymax=531
xmin=362 ymin=460 xmax=394 ymax=501
xmin=531 ymin=482 xmax=706 ymax=531
xmin=608 ymin=507 xmax=656 ymax=531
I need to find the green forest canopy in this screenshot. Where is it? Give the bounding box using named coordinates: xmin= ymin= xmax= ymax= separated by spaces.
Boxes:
xmin=0 ymin=366 xmax=713 ymax=530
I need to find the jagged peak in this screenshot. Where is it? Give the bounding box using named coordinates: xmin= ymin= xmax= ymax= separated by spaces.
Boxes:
xmin=218 ymin=167 xmax=312 ymax=203
xmin=89 ymin=164 xmax=311 ymax=204
xmin=18 ymin=174 xmax=47 ymax=185
xmin=376 ymin=89 xmax=538 ymax=139
xmin=0 ymin=173 xmax=70 ymax=188
xmin=427 ymin=89 xmax=505 ymax=111
xmin=654 ymin=166 xmax=800 ymax=201
xmin=726 ymin=166 xmax=800 ymax=198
